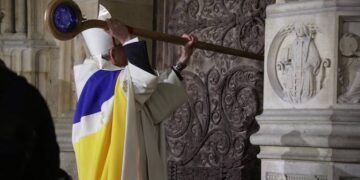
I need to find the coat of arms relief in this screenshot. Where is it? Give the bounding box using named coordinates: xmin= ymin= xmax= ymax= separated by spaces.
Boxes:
xmin=268 ymin=23 xmax=331 ymax=104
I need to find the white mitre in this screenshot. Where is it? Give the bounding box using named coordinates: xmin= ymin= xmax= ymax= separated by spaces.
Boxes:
xmin=82 ymin=4 xmax=112 ymax=68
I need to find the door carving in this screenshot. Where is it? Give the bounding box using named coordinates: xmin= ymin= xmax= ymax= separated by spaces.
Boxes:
xmin=155 ymin=0 xmax=274 ymax=179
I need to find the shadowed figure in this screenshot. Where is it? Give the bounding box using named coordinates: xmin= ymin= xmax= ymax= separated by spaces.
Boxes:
xmin=0 ymin=59 xmax=70 ymax=180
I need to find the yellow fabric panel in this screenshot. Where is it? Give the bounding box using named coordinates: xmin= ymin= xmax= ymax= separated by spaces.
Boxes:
xmin=106 ymin=76 xmax=127 ymax=180
xmin=73 ymin=120 xmax=112 ymax=180
xmin=74 ymin=75 xmax=127 ymax=180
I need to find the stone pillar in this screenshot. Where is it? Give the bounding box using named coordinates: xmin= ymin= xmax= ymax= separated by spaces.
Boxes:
xmin=27 ymin=0 xmax=43 ymax=39
xmin=1 ymin=0 xmax=14 ymax=33
xmin=15 ymin=0 xmax=26 ymax=33
xmin=250 ymin=0 xmax=360 ymax=179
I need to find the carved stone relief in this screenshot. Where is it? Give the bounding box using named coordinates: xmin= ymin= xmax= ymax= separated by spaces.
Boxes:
xmin=338 ymin=33 xmax=360 ymax=104
xmin=268 ymin=23 xmax=330 ymax=104
xmin=156 ymin=0 xmax=274 ymax=179
xmin=266 ymin=172 xmax=327 ymax=180
xmin=339 ymin=176 xmax=360 ymax=180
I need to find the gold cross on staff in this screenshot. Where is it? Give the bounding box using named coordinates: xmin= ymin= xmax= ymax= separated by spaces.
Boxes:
xmin=44 ymin=0 xmax=264 ymax=61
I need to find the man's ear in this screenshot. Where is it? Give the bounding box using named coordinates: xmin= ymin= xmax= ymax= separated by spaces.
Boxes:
xmin=109 ymin=48 xmax=114 ymax=60
xmin=109 ymin=48 xmax=116 ymax=62
xmin=108 ymin=48 xmax=117 ymax=65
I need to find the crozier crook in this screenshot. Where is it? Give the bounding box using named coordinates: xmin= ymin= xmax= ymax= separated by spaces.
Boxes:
xmin=44 ymin=0 xmax=263 ymax=60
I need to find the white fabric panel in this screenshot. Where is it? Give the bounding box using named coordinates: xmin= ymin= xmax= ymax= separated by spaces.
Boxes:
xmin=72 ymin=96 xmax=114 ymax=144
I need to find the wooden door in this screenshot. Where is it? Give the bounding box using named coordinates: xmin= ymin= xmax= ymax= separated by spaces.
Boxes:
xmin=154 ymin=0 xmax=274 ymax=179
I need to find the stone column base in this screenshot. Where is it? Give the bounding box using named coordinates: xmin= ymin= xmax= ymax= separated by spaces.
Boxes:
xmin=251 ymin=109 xmax=360 ymax=180
xmin=262 ymin=159 xmax=360 ymax=180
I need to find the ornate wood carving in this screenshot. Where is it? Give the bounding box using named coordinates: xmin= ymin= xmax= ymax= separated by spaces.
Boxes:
xmin=266 ymin=172 xmax=327 ymax=180
xmin=167 ymin=0 xmax=273 ymax=55
xmin=155 ymin=0 xmax=274 ymax=179
xmin=165 ymin=66 xmax=262 ymax=180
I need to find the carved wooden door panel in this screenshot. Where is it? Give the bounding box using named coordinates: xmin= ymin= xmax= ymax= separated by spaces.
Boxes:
xmin=154 ymin=0 xmax=274 ymax=179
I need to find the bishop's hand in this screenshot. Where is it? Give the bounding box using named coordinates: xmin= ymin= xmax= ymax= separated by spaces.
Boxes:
xmin=174 ymin=34 xmax=197 ymax=71
xmin=105 ymin=18 xmax=131 ymax=44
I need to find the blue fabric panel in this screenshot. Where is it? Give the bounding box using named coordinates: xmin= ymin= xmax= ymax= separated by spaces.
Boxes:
xmin=73 ymin=70 xmax=120 ymax=124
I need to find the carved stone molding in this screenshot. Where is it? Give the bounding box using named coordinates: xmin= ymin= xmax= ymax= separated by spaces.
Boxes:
xmin=339 ymin=176 xmax=360 ymax=180
xmin=266 ymin=172 xmax=327 ymax=180
xmin=267 ymin=23 xmax=331 ymax=104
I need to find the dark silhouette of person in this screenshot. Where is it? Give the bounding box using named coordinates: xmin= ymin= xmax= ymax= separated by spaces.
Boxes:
xmin=0 ymin=59 xmax=70 ymax=180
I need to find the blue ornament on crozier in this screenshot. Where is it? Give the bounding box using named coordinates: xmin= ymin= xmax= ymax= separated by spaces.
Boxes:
xmin=53 ymin=4 xmax=78 ymax=33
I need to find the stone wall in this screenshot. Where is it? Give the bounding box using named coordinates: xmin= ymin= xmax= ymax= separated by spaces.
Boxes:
xmin=250 ymin=0 xmax=360 ymax=179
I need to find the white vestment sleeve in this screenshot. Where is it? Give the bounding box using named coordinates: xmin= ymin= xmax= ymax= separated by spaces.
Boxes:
xmin=143 ymin=70 xmax=188 ymax=124
xmin=128 ymin=62 xmax=159 ymax=105
xmin=128 ymin=61 xmax=188 ymax=124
